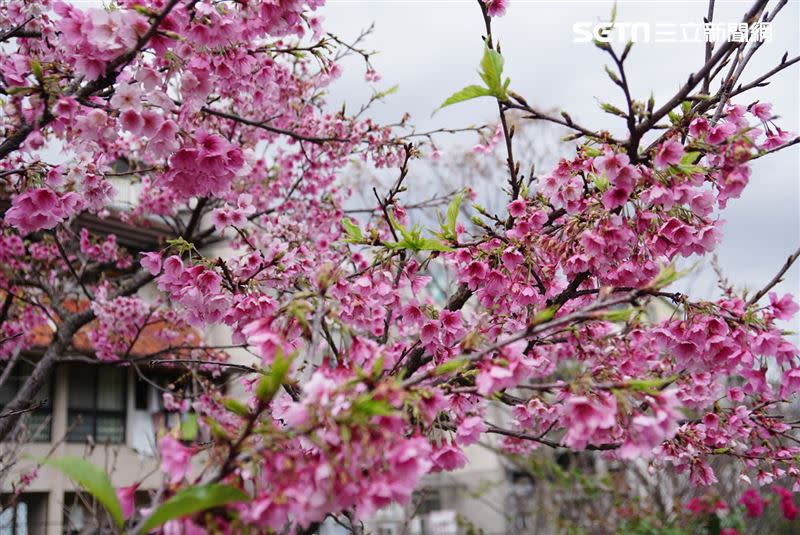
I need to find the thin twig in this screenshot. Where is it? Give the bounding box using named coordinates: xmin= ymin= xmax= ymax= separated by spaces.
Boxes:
xmin=746 ymin=246 xmax=800 ymax=306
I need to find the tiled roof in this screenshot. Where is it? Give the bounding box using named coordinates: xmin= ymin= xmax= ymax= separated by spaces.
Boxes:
xmin=28 ymin=299 xmax=201 ymax=358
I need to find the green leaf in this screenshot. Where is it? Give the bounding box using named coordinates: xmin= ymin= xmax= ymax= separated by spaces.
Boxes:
xmin=479 ymin=46 xmax=506 ymax=96
xmin=680 ymin=151 xmax=702 ymax=165
xmin=649 ymin=263 xmax=687 ymax=289
xmin=433 ymin=358 xmax=469 ymax=376
xmin=418 ymin=238 xmax=453 ymax=252
xmin=442 ymin=191 xmax=465 ymax=242
xmin=166 ymin=237 xmax=196 ymax=254
xmin=437 ymin=46 xmax=510 ymax=112
xmin=592 ymin=174 xmax=610 ymax=192
xmin=179 ymin=412 xmax=199 ymax=442
xmin=132 ymin=5 xmax=155 ymax=16
xmin=255 ymin=349 xmax=292 ymax=403
xmin=341 ymin=217 xmax=362 ymax=243
xmin=625 ymin=375 xmax=677 ymax=393
xmin=675 ymin=163 xmax=705 ymax=175
xmin=667 ymin=110 xmax=681 ymax=125
xmin=371 ymin=356 xmax=385 ymax=378
xmin=372 ymin=84 xmax=399 ymax=100
xmin=206 ymin=419 xmax=231 ymax=441
xmin=30 ymin=59 xmax=43 ymax=82
xmin=532 ymin=305 xmax=559 ymax=325
xmin=221 ymin=398 xmax=249 ymax=417
xmin=600 ymin=307 xmax=639 ymax=323
xmin=42 ymin=457 xmax=124 ymax=527
xmin=438 ymin=84 xmax=493 ymax=111
xmin=705 ymin=513 xmax=721 ymax=535
xmin=4 ymin=86 xmax=37 ymax=96
xmin=138 ymin=485 xmax=248 ymax=533
xmin=351 ymin=397 xmax=395 ymax=417
xmin=600 ymin=102 xmax=626 ymax=117
xmin=604 ymin=65 xmax=620 ymax=84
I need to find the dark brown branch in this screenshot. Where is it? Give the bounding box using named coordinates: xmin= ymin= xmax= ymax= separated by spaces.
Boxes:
xmin=201 ymin=107 xmax=348 ymax=144
xmin=636 ymin=0 xmax=769 ymax=138
xmin=0 ymin=17 xmax=40 ymax=43
xmin=746 ymin=246 xmax=800 ymax=307
xmin=147 ymin=359 xmax=260 ymax=374
xmin=401 ymin=283 xmax=473 ymax=378
xmin=701 ymin=0 xmax=717 ymax=94
xmin=0 ymin=400 xmax=46 ymax=419
xmin=52 ymin=230 xmax=94 ymax=300
xmin=505 ymin=101 xmax=619 ymax=144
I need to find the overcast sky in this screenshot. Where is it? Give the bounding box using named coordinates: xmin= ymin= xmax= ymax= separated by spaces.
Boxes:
xmin=320 ymin=0 xmax=800 ymax=313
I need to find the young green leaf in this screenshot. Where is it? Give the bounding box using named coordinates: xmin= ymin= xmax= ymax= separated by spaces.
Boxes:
xmin=351 ymin=397 xmax=395 ymax=417
xmin=437 ymin=46 xmax=510 ymax=112
xmin=625 ymin=375 xmax=677 ymax=394
xmin=138 ymin=484 xmax=248 ymax=533
xmin=30 ymin=59 xmax=43 ymax=82
xmin=42 ymin=457 xmax=124 ymax=527
xmin=600 ymin=102 xmax=626 ymax=117
xmin=371 ymin=355 xmax=385 ymax=378
xmin=433 ymin=358 xmax=469 ymax=376
xmin=255 ymin=349 xmax=293 ymax=402
xmin=679 ymin=151 xmax=702 ymax=165
xmin=372 ymin=84 xmax=399 ymax=100
xmin=438 ymin=85 xmax=493 ymax=111
xmin=479 ymin=46 xmax=506 ymax=96
xmin=592 ymin=174 xmax=610 ymax=192
xmin=531 ymin=305 xmax=559 ymax=325
xmin=419 ymin=238 xmax=453 ymax=252
xmin=442 ymin=191 xmax=465 ymax=242
xmin=600 ymin=307 xmax=639 ymax=323
xmin=221 ymin=397 xmax=250 ymax=417
xmin=341 ymin=217 xmax=363 ymax=243
xmin=649 ymin=263 xmax=682 ymax=289
xmin=179 ymin=412 xmax=199 ymax=441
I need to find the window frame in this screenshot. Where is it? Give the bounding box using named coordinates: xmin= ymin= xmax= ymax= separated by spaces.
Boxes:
xmin=66 ymin=364 xmax=127 ymax=444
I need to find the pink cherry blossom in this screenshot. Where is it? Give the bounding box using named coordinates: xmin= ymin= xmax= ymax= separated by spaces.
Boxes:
xmin=431 ymin=444 xmax=468 ymax=471
xmin=116 ymin=484 xmax=139 ymax=519
xmin=750 ymin=101 xmax=773 ymax=121
xmin=1 ymin=1 xmax=798 ymax=530
xmin=653 ymin=139 xmax=684 ymax=169
xmin=739 ymin=488 xmax=768 ymax=518
xmin=769 ymin=292 xmax=799 ymax=320
xmin=159 ymin=435 xmax=193 ymax=485
xmin=484 ymin=0 xmax=509 ymax=17
xmin=456 ymin=416 xmax=487 ymax=446
xmin=4 ymin=188 xmax=80 ymax=234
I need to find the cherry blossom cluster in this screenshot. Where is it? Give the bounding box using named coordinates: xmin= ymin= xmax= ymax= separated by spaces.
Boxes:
xmin=1 ymin=0 xmax=799 ymax=532
xmin=88 ymin=293 xmax=152 ymax=361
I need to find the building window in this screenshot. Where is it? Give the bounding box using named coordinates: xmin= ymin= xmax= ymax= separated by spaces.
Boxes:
xmin=414 ymin=488 xmax=442 ymax=515
xmin=0 ymin=500 xmax=26 ymax=535
xmin=0 ymin=492 xmax=48 ymax=535
xmin=67 ymin=365 xmax=126 ymax=444
xmin=0 ymin=359 xmax=52 ymax=442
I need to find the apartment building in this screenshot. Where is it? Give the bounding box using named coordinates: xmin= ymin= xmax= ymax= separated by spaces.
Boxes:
xmin=0 ymin=358 xmax=195 ymax=534
xmin=0 ymin=207 xmax=206 ymax=535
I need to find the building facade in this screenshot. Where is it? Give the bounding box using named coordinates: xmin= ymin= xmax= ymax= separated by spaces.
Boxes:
xmin=0 ymin=363 xmax=181 ymax=534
